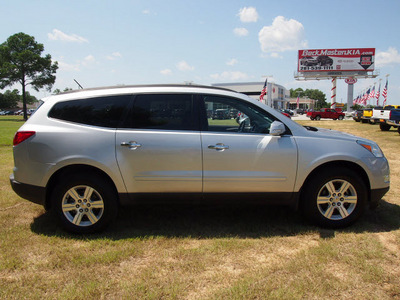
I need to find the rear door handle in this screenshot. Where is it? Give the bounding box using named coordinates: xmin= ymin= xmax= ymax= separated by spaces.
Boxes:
xmin=208 ymin=143 xmax=229 ymax=151
xmin=121 ymin=141 xmax=142 ymax=150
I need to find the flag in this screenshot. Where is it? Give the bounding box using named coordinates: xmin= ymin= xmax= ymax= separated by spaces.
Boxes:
xmin=259 ymin=79 xmax=267 ymax=101
xmin=376 ymin=82 xmax=381 ymax=105
xmin=363 ymin=89 xmax=370 ymax=105
xmin=369 ymin=86 xmax=375 ymax=100
xmin=382 ymin=79 xmax=388 ymax=106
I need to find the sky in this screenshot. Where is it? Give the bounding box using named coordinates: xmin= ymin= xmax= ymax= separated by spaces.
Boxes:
xmin=1 ymin=0 xmax=400 ymax=106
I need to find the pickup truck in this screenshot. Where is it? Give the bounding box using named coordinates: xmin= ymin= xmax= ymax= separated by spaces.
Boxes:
xmin=352 ymin=109 xmax=363 ymax=122
xmin=361 ymin=108 xmax=374 ymax=123
xmin=371 ymin=105 xmax=400 ymax=130
xmin=307 ymin=108 xmax=345 ymax=120
xmin=386 ymin=109 xmax=400 ymax=134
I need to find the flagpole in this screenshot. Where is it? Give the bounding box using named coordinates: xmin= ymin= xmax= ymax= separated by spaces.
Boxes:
xmin=260 ymin=75 xmax=273 ymax=107
xmin=377 ymin=79 xmax=381 ymax=106
xmin=384 ymin=74 xmax=390 ymax=106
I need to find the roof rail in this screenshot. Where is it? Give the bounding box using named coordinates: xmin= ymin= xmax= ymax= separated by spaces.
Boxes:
xmin=57 ymin=84 xmax=237 ymax=95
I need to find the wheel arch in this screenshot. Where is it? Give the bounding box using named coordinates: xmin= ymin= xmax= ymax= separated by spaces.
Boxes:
xmin=45 ymin=164 xmax=120 ymax=210
xmin=298 ymin=160 xmax=371 ymax=208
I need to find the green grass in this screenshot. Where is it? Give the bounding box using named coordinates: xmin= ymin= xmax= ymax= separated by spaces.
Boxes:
xmin=1 ymin=117 xmax=400 ymax=299
xmin=0 ymin=115 xmax=24 ymax=146
xmin=208 ymin=118 xmax=239 ymax=127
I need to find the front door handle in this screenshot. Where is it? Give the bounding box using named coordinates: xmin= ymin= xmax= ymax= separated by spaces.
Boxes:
xmin=121 ymin=141 xmax=142 ymax=150
xmin=208 ymin=143 xmax=229 ymax=151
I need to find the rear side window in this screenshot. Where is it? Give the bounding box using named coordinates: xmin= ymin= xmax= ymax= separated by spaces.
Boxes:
xmin=48 ymin=95 xmax=131 ymax=128
xmin=122 ymin=94 xmax=198 ymax=131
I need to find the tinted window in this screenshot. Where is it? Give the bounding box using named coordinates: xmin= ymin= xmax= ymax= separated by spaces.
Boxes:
xmin=124 ymin=94 xmax=198 ymax=130
xmin=203 ymin=95 xmax=276 ymax=134
xmin=49 ymin=95 xmax=131 ymax=128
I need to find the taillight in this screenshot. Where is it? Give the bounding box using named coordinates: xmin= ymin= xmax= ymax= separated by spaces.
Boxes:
xmin=13 ymin=131 xmax=36 ymax=146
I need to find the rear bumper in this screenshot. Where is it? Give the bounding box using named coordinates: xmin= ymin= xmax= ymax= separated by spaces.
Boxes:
xmin=10 ymin=174 xmax=46 ymax=206
xmin=387 ymin=120 xmax=400 ymax=127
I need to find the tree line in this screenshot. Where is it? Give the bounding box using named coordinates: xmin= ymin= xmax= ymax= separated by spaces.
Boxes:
xmin=0 ymin=89 xmax=38 ymax=109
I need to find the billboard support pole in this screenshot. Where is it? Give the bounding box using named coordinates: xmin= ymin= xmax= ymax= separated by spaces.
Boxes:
xmin=347 ymin=82 xmax=354 ymax=112
xmin=331 ymin=77 xmax=337 ymax=109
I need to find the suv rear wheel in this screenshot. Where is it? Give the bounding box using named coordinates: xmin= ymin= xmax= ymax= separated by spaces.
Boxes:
xmin=302 ymin=167 xmax=367 ymax=228
xmin=51 ymin=173 xmax=118 ymax=233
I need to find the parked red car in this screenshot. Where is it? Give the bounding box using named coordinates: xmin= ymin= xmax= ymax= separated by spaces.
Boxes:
xmin=307 ymin=108 xmax=345 ymax=120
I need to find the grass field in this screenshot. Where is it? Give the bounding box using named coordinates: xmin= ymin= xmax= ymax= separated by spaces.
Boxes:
xmin=1 ymin=116 xmax=399 ymax=299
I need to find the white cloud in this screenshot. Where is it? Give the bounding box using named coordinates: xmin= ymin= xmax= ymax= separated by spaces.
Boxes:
xmin=160 ymin=69 xmax=172 ymax=75
xmin=226 ymin=58 xmax=238 ymax=66
xmin=258 ymin=16 xmax=308 ymax=53
xmin=376 ymin=47 xmax=400 ymax=67
xmin=177 ymin=60 xmax=194 ymax=71
xmin=233 ymin=27 xmax=249 ymax=37
xmin=58 ymin=60 xmax=80 ymax=72
xmin=142 ymin=9 xmax=150 ymax=14
xmin=81 ymin=55 xmax=96 ymax=66
xmin=210 ymin=71 xmax=248 ymax=81
xmin=106 ymin=52 xmax=122 ymax=60
xmin=48 ymin=29 xmax=88 ymax=43
xmin=270 ymin=53 xmax=283 ymax=59
xmin=238 ymin=7 xmax=259 ymax=23
xmin=84 ymin=55 xmax=95 ymax=62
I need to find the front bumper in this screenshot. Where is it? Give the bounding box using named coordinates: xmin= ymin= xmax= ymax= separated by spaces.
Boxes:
xmin=370 ymin=187 xmax=390 ymax=209
xmin=10 ymin=174 xmax=46 ymax=206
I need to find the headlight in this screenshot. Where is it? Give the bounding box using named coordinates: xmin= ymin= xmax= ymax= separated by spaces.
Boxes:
xmin=357 ymin=140 xmax=384 ymax=158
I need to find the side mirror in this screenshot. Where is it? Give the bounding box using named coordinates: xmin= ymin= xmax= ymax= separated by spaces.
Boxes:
xmin=270 ymin=121 xmax=286 ymax=136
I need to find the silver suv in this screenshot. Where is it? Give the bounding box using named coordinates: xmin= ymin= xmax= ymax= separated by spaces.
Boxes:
xmin=10 ymin=85 xmax=390 ymax=233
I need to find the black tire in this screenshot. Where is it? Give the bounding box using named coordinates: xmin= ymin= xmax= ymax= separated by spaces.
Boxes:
xmin=302 ymin=167 xmax=367 ymax=228
xmin=315 ymin=115 xmax=321 ymax=120
xmin=338 ymin=115 xmax=344 ymax=120
xmin=398 ymin=126 xmax=400 ymax=135
xmin=51 ymin=172 xmax=118 ymax=233
xmin=379 ymin=123 xmax=391 ymax=131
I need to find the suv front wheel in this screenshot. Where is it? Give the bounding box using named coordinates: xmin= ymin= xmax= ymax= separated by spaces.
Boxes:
xmin=51 ymin=173 xmax=118 ymax=233
xmin=302 ymin=167 xmax=367 ymax=228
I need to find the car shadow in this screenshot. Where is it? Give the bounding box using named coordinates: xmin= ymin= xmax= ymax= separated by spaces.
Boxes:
xmin=30 ymin=200 xmax=400 ymax=240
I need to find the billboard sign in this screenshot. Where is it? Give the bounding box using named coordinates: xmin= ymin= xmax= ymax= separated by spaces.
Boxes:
xmin=298 ymin=48 xmax=375 ymax=73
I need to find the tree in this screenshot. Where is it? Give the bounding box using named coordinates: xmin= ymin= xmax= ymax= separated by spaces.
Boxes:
xmin=53 ymin=87 xmax=73 ymax=95
xmin=0 ymin=32 xmax=58 ymax=120
xmin=304 ymin=89 xmax=327 ymax=108
xmin=24 ymin=91 xmax=38 ymax=105
xmin=290 ymin=88 xmax=305 ymax=98
xmin=0 ymin=89 xmax=20 ymax=109
xmin=290 ymin=88 xmax=327 ymax=108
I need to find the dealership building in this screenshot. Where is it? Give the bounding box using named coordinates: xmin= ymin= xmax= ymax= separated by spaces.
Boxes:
xmin=212 ymin=82 xmax=290 ymax=109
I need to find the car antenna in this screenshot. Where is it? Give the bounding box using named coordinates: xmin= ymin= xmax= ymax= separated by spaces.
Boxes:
xmin=74 ymin=79 xmax=84 ymax=89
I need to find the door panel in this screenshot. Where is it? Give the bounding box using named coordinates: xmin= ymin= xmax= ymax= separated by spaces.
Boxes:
xmin=201 ymin=132 xmax=297 ymax=192
xmin=115 ymin=93 xmax=202 ymax=194
xmin=116 ymin=130 xmax=202 ymax=193
xmin=200 ymin=94 xmax=298 ymax=193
